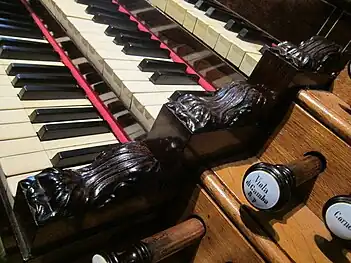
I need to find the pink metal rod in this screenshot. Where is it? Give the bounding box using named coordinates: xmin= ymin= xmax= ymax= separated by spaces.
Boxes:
xmin=20 ymin=0 xmax=131 ymax=143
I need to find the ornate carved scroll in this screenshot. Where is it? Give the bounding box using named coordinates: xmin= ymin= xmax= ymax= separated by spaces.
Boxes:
xmin=18 ymin=138 xmax=182 ymax=224
xmin=270 ymin=36 xmax=348 ymax=74
xmin=166 ymin=81 xmax=275 ymax=132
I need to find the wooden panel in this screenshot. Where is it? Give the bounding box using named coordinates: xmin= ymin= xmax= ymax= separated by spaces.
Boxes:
xmin=259 ymin=103 xmax=351 ymax=217
xmin=200 ymin=170 xmax=291 ymax=263
xmin=326 ymin=11 xmax=351 ymax=48
xmin=209 ymin=103 xmax=351 ymax=262
xmin=214 ymin=0 xmax=335 ymax=44
xmin=178 ymin=186 xmax=264 ymax=263
xmin=211 ymin=162 xmax=351 ymax=263
xmin=331 ymin=66 xmax=351 ymax=105
xmin=298 ymin=90 xmax=351 ymax=145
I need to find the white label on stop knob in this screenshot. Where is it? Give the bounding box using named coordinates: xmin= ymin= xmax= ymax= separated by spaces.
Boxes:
xmin=325 ymin=203 xmax=351 ymax=240
xmin=243 ymin=170 xmax=280 ymax=210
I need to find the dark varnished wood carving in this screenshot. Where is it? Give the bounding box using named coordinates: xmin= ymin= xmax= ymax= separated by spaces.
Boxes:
xmin=214 ymin=0 xmax=336 ymax=44
xmin=270 ymin=36 xmax=348 ymax=74
xmin=17 ymin=139 xmax=183 ymax=223
xmin=13 ymin=138 xmax=186 ymax=250
xmin=166 ymin=81 xmax=274 ymax=132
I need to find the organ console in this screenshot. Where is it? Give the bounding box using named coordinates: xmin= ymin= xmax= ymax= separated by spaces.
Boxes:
xmin=0 ymin=0 xmax=350 ymax=262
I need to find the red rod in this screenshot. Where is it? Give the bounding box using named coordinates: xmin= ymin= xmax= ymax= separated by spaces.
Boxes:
xmin=19 ymin=0 xmax=131 ymax=143
xmin=114 ymin=1 xmax=216 ymax=92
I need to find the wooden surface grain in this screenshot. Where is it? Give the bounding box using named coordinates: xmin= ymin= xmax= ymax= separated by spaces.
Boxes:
xmin=298 ymin=90 xmax=351 ymax=145
xmin=178 ymin=185 xmax=264 ymax=263
xmin=256 ymin=103 xmax=351 ymax=218
xmin=331 ymin=66 xmax=351 ymax=105
xmin=207 ymin=102 xmax=351 ymax=262
xmin=200 ymin=170 xmax=292 ymax=263
xmin=212 ymin=161 xmax=351 ymax=263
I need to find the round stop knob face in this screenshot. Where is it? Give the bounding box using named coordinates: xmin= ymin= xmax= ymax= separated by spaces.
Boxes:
xmin=92 ymin=255 xmax=108 ymax=263
xmin=325 ymin=202 xmax=351 ymax=240
xmin=243 ymin=170 xmax=280 ymax=210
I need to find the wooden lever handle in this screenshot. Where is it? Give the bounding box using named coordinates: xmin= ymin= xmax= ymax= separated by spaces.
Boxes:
xmin=93 ymin=217 xmax=206 ymax=263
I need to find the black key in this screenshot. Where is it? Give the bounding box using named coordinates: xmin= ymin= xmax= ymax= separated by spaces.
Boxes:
xmin=0 ymin=46 xmax=58 ymax=61
xmin=18 ymin=85 xmax=85 ymax=100
xmin=224 ymin=19 xmax=246 ymax=33
xmin=0 ymin=37 xmax=51 ymax=49
xmin=184 ymin=0 xmax=198 ymax=3
xmin=0 ymin=17 xmax=36 ymax=28
xmin=77 ymin=62 xmax=95 ymax=74
xmin=110 ymin=29 xmax=151 ymax=40
xmin=37 ymin=120 xmax=110 ymax=141
xmin=0 ymin=1 xmax=28 ymax=14
xmin=149 ymin=71 xmax=199 ymax=85
xmin=29 ymin=107 xmax=100 ymax=123
xmin=205 ymin=7 xmax=237 ymax=22
xmin=93 ymin=14 xmax=138 ymax=31
xmin=0 ymin=24 xmax=43 ymax=39
xmin=86 ymin=2 xmax=119 ymax=9
xmin=12 ymin=73 xmax=76 ymax=87
xmin=75 ymin=0 xmax=113 ymax=4
xmin=93 ymin=81 xmax=110 ymax=94
xmin=113 ymin=32 xmax=151 ymax=45
xmin=138 ymin=59 xmax=186 ymax=73
xmin=107 ymin=100 xmax=125 ymax=113
xmin=195 ymin=0 xmax=222 ymax=11
xmin=51 ymin=143 xmax=118 ymax=168
xmin=6 ymin=63 xmax=70 ymax=76
xmin=85 ymin=4 xmax=123 ymax=17
xmin=238 ymin=28 xmax=275 ymax=45
xmin=84 ymin=72 xmax=103 ymax=84
xmin=117 ymin=113 xmax=136 ymax=127
xmin=92 ymin=12 xmax=131 ymax=24
xmin=0 ymin=11 xmax=33 ymax=23
xmin=105 ymin=24 xmax=140 ymax=36
xmin=122 ymin=43 xmax=170 ymax=58
xmin=117 ymin=0 xmax=150 ymax=9
xmin=121 ymin=38 xmax=160 ymax=48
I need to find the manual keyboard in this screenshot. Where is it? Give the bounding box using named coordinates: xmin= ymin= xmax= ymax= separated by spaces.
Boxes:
xmin=39 ymin=0 xmax=206 ymax=130
xmin=0 ymin=0 xmax=145 ymax=208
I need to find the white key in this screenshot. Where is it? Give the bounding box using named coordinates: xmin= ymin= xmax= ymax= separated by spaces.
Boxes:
xmin=54 ymin=0 xmax=94 ymax=20
xmin=0 ymin=109 xmax=29 ymax=124
xmin=0 ymin=97 xmax=25 ymax=110
xmin=239 ymin=53 xmax=262 ymax=76
xmin=0 ymin=85 xmax=18 ymax=97
xmin=165 ymin=0 xmax=190 ymax=25
xmin=130 ymin=92 xmax=172 ymax=130
xmin=21 ymin=98 xmax=92 ymax=109
xmin=0 ymin=151 xmax=52 ymax=176
xmin=163 ymin=1 xmax=263 ymax=70
xmin=151 ymin=0 xmax=169 ymax=11
xmin=0 ymin=59 xmax=63 ymax=67
xmin=146 ymin=104 xmax=163 ymax=120
xmin=0 ymin=75 xmax=12 ymax=84
xmin=0 ymin=122 xmax=36 ymax=140
xmin=121 ymin=81 xmax=202 ymax=107
xmin=0 ymin=137 xmax=44 ymax=158
xmin=0 ymin=35 xmax=48 ymax=44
